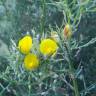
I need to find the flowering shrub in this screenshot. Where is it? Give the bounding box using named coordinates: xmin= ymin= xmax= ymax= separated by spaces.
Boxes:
xmin=0 ymin=0 xmax=96 ymax=96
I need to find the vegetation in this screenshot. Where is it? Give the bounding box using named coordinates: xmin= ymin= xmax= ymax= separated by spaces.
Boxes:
xmin=0 ymin=0 xmax=96 ymax=96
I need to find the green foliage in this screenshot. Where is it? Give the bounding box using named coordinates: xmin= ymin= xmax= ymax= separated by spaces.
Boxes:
xmin=0 ymin=0 xmax=96 ymax=96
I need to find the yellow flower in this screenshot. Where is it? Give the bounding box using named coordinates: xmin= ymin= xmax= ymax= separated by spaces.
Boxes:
xmin=64 ymin=24 xmax=72 ymax=39
xmin=18 ymin=35 xmax=32 ymax=54
xmin=40 ymin=39 xmax=58 ymax=55
xmin=24 ymin=53 xmax=39 ymax=70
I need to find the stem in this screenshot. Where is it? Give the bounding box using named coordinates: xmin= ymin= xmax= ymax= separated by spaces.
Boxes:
xmin=68 ymin=61 xmax=80 ymax=96
xmin=28 ymin=74 xmax=31 ymax=96
xmin=64 ymin=42 xmax=80 ymax=96
xmin=41 ymin=0 xmax=46 ymax=34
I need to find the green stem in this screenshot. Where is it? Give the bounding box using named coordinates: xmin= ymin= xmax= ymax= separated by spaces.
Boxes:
xmin=28 ymin=74 xmax=31 ymax=96
xmin=68 ymin=61 xmax=80 ymax=96
xmin=41 ymin=0 xmax=46 ymax=34
xmin=64 ymin=42 xmax=80 ymax=96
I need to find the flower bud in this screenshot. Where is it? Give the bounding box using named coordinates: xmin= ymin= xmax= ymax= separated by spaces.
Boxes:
xmin=64 ymin=24 xmax=72 ymax=39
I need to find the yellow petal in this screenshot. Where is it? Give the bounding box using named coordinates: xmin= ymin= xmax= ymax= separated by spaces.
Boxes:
xmin=18 ymin=35 xmax=32 ymax=54
xmin=24 ymin=53 xmax=39 ymax=70
xmin=40 ymin=39 xmax=58 ymax=55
